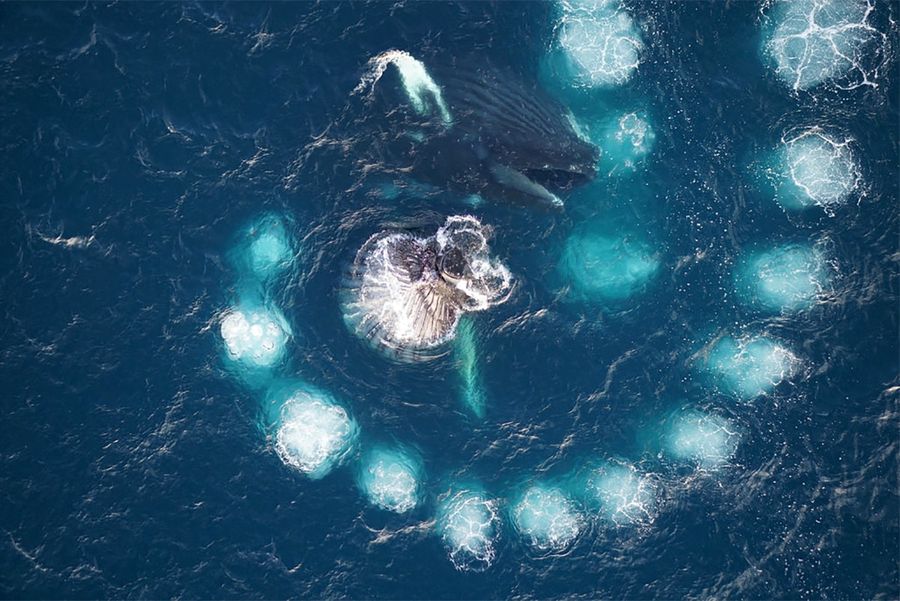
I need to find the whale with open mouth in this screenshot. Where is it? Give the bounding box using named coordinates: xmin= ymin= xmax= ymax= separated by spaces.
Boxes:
xmin=356 ymin=51 xmax=600 ymax=209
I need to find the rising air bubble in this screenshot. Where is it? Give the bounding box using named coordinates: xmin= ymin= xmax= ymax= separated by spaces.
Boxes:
xmin=773 ymin=129 xmax=861 ymax=212
xmin=220 ymin=306 xmax=290 ymax=369
xmin=567 ymin=110 xmax=655 ymax=174
xmin=358 ymin=446 xmax=423 ymax=513
xmin=705 ymin=335 xmax=800 ymax=401
xmin=582 ymin=461 xmax=657 ymax=526
xmin=553 ymin=0 xmax=644 ymax=89
xmin=437 ymin=488 xmax=500 ymax=572
xmin=275 ymin=391 xmax=358 ymax=479
xmin=763 ymin=0 xmax=886 ymax=91
xmin=665 ymin=409 xmax=740 ymax=470
xmin=511 ymin=485 xmax=583 ymax=551
xmin=734 ymin=243 xmax=831 ymax=313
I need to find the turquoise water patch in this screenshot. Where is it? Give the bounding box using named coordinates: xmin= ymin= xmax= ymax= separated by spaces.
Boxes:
xmin=583 ymin=461 xmax=657 ymax=526
xmin=734 ymin=243 xmax=830 ymax=312
xmin=558 ymin=223 xmax=659 ymax=303
xmin=705 ymin=335 xmax=799 ymax=400
xmin=274 ymin=391 xmax=358 ymax=479
xmin=665 ymin=409 xmax=740 ymax=470
xmin=358 ymin=446 xmax=423 ymax=513
xmin=230 ymin=214 xmax=295 ymax=284
xmin=568 ymin=110 xmax=655 ymax=175
xmin=437 ymin=488 xmax=500 ymax=572
xmin=762 ymin=0 xmax=885 ymax=91
xmin=511 ymin=484 xmax=584 ymax=551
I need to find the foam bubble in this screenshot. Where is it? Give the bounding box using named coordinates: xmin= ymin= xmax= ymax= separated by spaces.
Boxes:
xmin=220 ymin=307 xmax=289 ymax=368
xmin=559 ymin=226 xmax=659 ymax=302
xmin=583 ymin=462 xmax=657 ymax=526
xmin=275 ymin=392 xmax=358 ymax=479
xmin=355 ymin=50 xmax=453 ymax=125
xmin=734 ymin=243 xmax=830 ymax=312
xmin=775 ymin=129 xmax=861 ymax=212
xmin=665 ymin=410 xmax=740 ymax=470
xmin=512 ymin=485 xmax=583 ymax=551
xmin=556 ymin=0 xmax=644 ymax=88
xmin=706 ymin=335 xmax=799 ymax=400
xmin=358 ymin=447 xmax=422 ymax=513
xmin=437 ymin=489 xmax=500 ymax=571
xmin=763 ymin=0 xmax=885 ymax=91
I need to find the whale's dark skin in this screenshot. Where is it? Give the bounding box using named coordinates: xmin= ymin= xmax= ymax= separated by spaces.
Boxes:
xmin=380 ymin=60 xmax=600 ymax=209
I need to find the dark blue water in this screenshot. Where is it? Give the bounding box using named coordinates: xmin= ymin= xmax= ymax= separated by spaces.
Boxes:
xmin=1 ymin=2 xmax=898 ymax=599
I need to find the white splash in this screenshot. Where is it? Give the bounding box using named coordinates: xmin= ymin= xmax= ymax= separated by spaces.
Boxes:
xmin=355 ymin=49 xmax=453 ymax=125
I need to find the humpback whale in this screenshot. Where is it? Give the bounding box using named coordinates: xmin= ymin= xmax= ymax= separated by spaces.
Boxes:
xmin=341 ymin=215 xmax=512 ymax=361
xmin=357 ymin=51 xmax=600 ymax=209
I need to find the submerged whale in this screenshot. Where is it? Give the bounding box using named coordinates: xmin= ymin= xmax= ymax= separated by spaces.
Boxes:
xmin=341 ymin=215 xmax=512 ymax=361
xmin=357 ymin=51 xmax=600 ymax=209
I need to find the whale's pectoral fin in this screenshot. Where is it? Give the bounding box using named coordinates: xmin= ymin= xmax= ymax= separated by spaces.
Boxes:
xmin=487 ymin=163 xmax=564 ymax=210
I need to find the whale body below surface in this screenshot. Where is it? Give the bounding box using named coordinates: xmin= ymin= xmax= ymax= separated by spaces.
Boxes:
xmin=360 ymin=51 xmax=600 ymax=209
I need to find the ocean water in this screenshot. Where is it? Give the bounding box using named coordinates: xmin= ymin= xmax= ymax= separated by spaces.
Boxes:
xmin=1 ymin=2 xmax=898 ymax=599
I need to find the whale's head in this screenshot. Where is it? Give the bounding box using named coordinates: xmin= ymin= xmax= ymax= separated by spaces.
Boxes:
xmin=432 ymin=63 xmax=600 ymax=209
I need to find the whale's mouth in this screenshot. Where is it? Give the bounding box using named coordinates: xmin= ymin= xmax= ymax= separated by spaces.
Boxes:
xmin=486 ymin=163 xmax=595 ymax=210
xmin=523 ymin=166 xmax=595 ymax=194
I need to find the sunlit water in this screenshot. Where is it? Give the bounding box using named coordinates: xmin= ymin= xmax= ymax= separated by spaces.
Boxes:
xmin=1 ymin=2 xmax=896 ymax=599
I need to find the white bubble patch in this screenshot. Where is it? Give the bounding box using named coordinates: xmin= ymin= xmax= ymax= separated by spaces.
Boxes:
xmin=359 ymin=448 xmax=421 ymax=513
xmin=585 ymin=463 xmax=657 ymax=526
xmin=556 ymin=0 xmax=643 ymax=88
xmin=512 ymin=485 xmax=583 ymax=551
xmin=764 ymin=0 xmax=886 ymax=91
xmin=778 ymin=128 xmax=861 ymax=212
xmin=220 ymin=308 xmax=289 ymax=368
xmin=275 ymin=394 xmax=357 ymax=479
xmin=438 ymin=490 xmax=500 ymax=572
xmin=666 ymin=410 xmax=740 ymax=470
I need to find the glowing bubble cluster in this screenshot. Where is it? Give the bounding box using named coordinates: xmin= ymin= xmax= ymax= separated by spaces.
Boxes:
xmin=220 ymin=307 xmax=289 ymax=368
xmin=559 ymin=226 xmax=659 ymax=302
xmin=734 ymin=243 xmax=830 ymax=312
xmin=358 ymin=447 xmax=422 ymax=513
xmin=583 ymin=462 xmax=657 ymax=526
xmin=774 ymin=129 xmax=861 ymax=212
xmin=666 ymin=410 xmax=740 ymax=470
xmin=555 ymin=0 xmax=644 ymax=88
xmin=275 ymin=392 xmax=358 ymax=479
xmin=706 ymin=335 xmax=799 ymax=400
xmin=437 ymin=489 xmax=500 ymax=571
xmin=512 ymin=485 xmax=583 ymax=551
xmin=763 ymin=0 xmax=885 ymax=91
xmin=600 ymin=112 xmax=655 ymax=173
xmin=567 ymin=111 xmax=655 ymax=174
